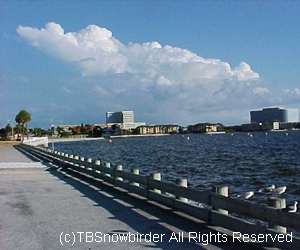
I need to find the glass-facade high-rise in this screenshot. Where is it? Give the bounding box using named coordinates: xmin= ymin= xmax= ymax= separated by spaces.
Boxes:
xmin=250 ymin=107 xmax=299 ymax=123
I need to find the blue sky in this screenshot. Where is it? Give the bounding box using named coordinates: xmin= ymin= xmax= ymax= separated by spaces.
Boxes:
xmin=1 ymin=0 xmax=300 ymax=129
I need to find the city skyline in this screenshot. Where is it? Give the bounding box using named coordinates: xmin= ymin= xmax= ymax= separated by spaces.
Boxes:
xmin=4 ymin=107 xmax=299 ymax=131
xmin=1 ymin=1 xmax=300 ymax=128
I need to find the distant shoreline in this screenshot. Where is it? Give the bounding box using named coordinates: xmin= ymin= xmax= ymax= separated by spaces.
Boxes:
xmin=48 ymin=137 xmax=104 ymax=143
xmin=48 ymin=134 xmax=169 ymax=143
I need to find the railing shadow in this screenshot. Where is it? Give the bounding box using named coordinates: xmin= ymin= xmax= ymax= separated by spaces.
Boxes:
xmin=13 ymin=145 xmax=43 ymax=162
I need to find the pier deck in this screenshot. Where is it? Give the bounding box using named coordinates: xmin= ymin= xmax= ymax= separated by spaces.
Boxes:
xmin=0 ymin=146 xmax=268 ymax=249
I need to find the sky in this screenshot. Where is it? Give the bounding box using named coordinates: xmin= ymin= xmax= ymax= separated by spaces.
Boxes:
xmin=1 ymin=0 xmax=300 ymax=129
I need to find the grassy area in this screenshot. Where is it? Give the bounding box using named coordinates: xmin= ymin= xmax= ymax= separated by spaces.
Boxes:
xmin=0 ymin=141 xmax=21 ymax=146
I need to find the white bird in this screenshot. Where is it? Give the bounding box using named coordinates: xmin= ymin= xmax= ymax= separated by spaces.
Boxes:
xmin=287 ymin=201 xmax=298 ymax=213
xmin=258 ymin=184 xmax=275 ymax=193
xmin=274 ymin=186 xmax=287 ymax=195
xmin=245 ymin=191 xmax=254 ymax=199
xmin=282 ymin=201 xmax=298 ymax=213
xmin=237 ymin=191 xmax=254 ymax=200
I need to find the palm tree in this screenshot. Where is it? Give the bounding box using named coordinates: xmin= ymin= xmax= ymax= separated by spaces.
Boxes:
xmin=5 ymin=124 xmax=12 ymax=140
xmin=15 ymin=110 xmax=31 ymax=142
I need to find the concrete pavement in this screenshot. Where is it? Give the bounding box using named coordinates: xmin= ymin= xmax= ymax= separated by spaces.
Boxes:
xmin=0 ymin=146 xmax=267 ymax=250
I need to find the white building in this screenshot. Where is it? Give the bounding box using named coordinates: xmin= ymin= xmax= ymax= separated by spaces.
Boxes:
xmin=287 ymin=109 xmax=299 ymax=122
xmin=106 ymin=111 xmax=145 ymax=130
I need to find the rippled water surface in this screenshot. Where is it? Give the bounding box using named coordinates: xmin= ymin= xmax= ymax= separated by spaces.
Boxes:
xmin=51 ymin=131 xmax=300 ymax=204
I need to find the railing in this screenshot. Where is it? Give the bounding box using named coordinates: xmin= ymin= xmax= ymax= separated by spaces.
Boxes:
xmin=18 ymin=144 xmax=300 ymax=249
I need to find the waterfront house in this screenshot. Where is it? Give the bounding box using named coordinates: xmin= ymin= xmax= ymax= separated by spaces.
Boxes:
xmin=135 ymin=125 xmax=180 ymax=135
xmin=188 ymin=123 xmax=224 ymax=133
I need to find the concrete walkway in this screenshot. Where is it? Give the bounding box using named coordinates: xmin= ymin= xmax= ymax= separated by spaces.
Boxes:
xmin=0 ymin=145 xmax=45 ymax=169
xmin=0 ymin=146 xmax=268 ymax=250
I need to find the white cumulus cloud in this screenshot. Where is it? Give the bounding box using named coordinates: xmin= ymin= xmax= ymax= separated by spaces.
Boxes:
xmin=17 ymin=22 xmax=259 ymax=83
xmin=16 ymin=22 xmax=299 ymax=125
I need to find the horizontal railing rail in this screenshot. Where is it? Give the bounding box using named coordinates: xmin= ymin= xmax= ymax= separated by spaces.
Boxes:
xmin=18 ymin=143 xmax=300 ymax=249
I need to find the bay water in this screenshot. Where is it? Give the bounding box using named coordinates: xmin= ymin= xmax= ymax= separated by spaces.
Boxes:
xmin=51 ymin=131 xmax=300 ymax=205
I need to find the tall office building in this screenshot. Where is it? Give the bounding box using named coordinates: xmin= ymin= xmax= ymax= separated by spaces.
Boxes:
xmin=250 ymin=107 xmax=299 ymax=123
xmin=106 ymin=111 xmax=145 ymax=129
xmin=121 ymin=111 xmax=134 ymax=123
xmin=106 ymin=111 xmax=134 ymax=124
